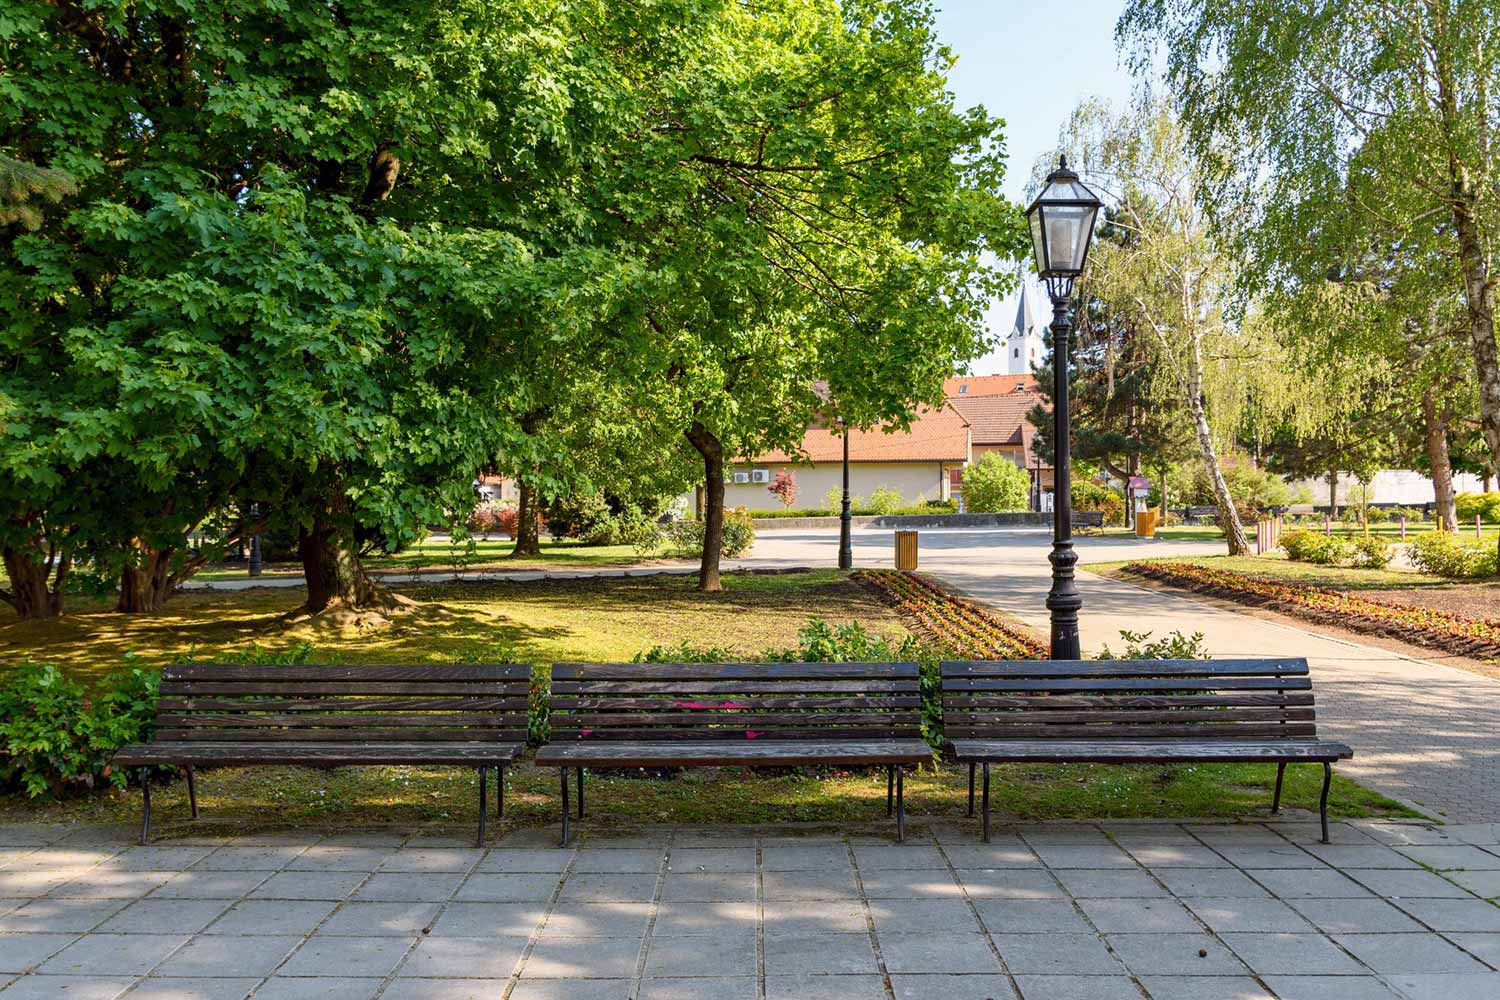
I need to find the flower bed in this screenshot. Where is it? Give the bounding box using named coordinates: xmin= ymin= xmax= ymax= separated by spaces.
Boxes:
xmin=854 ymin=569 xmax=1045 ymax=659
xmin=1122 ymin=561 xmax=1500 ymax=660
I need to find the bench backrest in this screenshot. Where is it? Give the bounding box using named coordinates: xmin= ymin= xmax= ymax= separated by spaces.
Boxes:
xmin=155 ymin=663 xmax=531 ymax=744
xmin=1073 ymin=511 xmax=1105 ymax=527
xmin=549 ymin=662 xmax=922 ymax=742
xmin=940 ymin=658 xmax=1318 ymax=743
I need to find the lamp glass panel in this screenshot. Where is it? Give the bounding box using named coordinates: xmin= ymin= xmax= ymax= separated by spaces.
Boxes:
xmin=1043 ymin=204 xmax=1096 ymax=273
xmin=1028 ymin=210 xmax=1046 ymax=271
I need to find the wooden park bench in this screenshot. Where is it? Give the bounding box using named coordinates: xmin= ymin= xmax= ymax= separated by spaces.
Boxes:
xmin=536 ymin=662 xmax=932 ymax=845
xmin=941 ymin=658 xmax=1353 ymax=843
xmin=1072 ymin=510 xmax=1105 ymax=529
xmin=1183 ymin=505 xmax=1219 ymax=524
xmin=113 ymin=663 xmax=530 ymax=846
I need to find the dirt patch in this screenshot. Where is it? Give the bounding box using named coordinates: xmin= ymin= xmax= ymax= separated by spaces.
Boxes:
xmin=1360 ymin=582 xmax=1500 ymax=619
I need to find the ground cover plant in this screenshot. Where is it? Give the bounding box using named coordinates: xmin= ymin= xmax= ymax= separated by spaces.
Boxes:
xmin=853 ymin=569 xmax=1045 ymax=659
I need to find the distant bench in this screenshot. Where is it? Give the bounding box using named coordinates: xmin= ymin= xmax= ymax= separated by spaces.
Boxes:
xmin=536 ymin=661 xmax=932 ymax=844
xmin=941 ymin=658 xmax=1353 ymax=843
xmin=113 ymin=663 xmax=530 ymax=845
xmin=1073 ymin=511 xmax=1105 ymax=529
xmin=1182 ymin=506 xmax=1219 ymax=524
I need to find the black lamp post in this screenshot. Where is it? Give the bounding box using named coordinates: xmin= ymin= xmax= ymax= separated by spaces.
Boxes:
xmin=838 ymin=417 xmax=853 ymax=570
xmin=1026 ymin=155 xmax=1102 ymax=659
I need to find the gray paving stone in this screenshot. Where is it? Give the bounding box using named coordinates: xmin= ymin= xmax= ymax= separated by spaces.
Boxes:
xmin=1137 ymin=976 xmax=1273 ymax=999
xmin=316 ymin=901 xmax=441 ymax=936
xmin=209 ymin=900 xmax=336 ymax=937
xmin=380 ymin=980 xmax=509 ymax=1000
xmin=0 ymin=934 xmax=79 ymax=974
xmin=1443 ymin=825 xmax=1500 ymax=846
xmin=1009 ymin=975 xmax=1139 ymax=999
xmin=1333 ymin=932 xmax=1491 ymax=974
xmin=523 ymin=935 xmax=642 ymax=978
xmin=46 ymin=871 xmax=174 ymax=899
xmin=573 ymin=849 xmax=664 ymax=874
xmin=1154 ymin=868 xmax=1269 ymax=899
xmin=940 ymin=839 xmax=1040 ymax=869
xmin=279 ymin=935 xmax=413 ymax=978
xmin=990 ymin=932 xmax=1122 ymax=975
xmin=1210 ymin=847 xmax=1328 ymax=870
xmin=1219 ymin=932 xmax=1365 ymax=975
xmin=285 ymin=848 xmax=392 ymax=872
xmin=1447 ymin=869 xmax=1500 ymax=898
xmin=453 ymin=872 xmax=561 ymax=903
xmin=867 ymin=899 xmax=985 ymax=935
xmin=104 ymin=847 xmax=217 ymax=871
xmin=1026 ymin=844 xmax=1136 ymax=869
xmin=889 ymin=974 xmax=1017 ymax=1000
xmin=121 ymin=978 xmax=259 ymax=1000
xmin=666 ymin=848 xmax=757 ymax=873
xmin=0 ymin=975 xmax=133 ymax=1000
xmin=1120 ymin=845 xmax=1228 ymax=868
xmin=759 ymin=901 xmax=868 ymax=937
xmin=1261 ymin=976 xmax=1403 ymax=1000
xmin=474 ymin=850 xmax=574 ymax=873
xmin=1383 ymin=973 xmax=1500 ymax=1000
xmin=1288 ymin=897 xmax=1426 ymax=934
xmin=1394 ymin=897 xmax=1500 ymax=931
xmin=1181 ymin=897 xmax=1312 ymax=933
xmin=764 ymin=974 xmax=887 ymax=1000
xmin=350 ymin=872 xmax=466 ymax=902
xmin=427 ymin=902 xmax=547 ymax=937
xmin=148 ymin=871 xmax=269 ymax=899
xmin=193 ymin=847 xmax=306 ymax=871
xmin=554 ymin=874 xmax=658 ymax=904
xmin=851 ymin=845 xmax=946 ymax=870
xmin=1247 ymin=868 xmax=1373 ymax=899
xmin=0 ymin=899 xmax=128 ymax=933
xmin=1347 ymin=868 xmax=1475 ymax=899
xmin=638 ymin=978 xmax=758 ymax=1000
xmin=1053 ymin=869 xmax=1166 ymax=898
xmin=249 ymin=871 xmax=367 ymax=900
xmin=879 ymin=932 xmax=999 ymax=974
xmin=758 ymin=845 xmax=852 ymax=871
xmin=35 ymin=933 xmax=186 ymax=975
xmin=1360 ymin=824 xmax=1461 ymax=847
xmin=760 ymin=870 xmax=858 ymax=901
xmin=856 ymin=869 xmax=963 ymax=899
xmin=1078 ymin=897 xmax=1200 ymax=932
xmin=1302 ymin=844 xmax=1419 ymax=869
xmin=377 ymin=848 xmax=481 ymax=873
xmin=152 ymin=934 xmax=302 ymax=976
xmin=1397 ymin=846 xmax=1500 ymax=871
xmin=642 ymin=932 xmax=756 ymax=978
xmin=1104 ymin=933 xmax=1247 ymax=976
xmin=541 ymin=903 xmax=653 ymax=938
xmin=658 ymin=873 xmax=755 ymax=902
xmin=247 ymin=978 xmax=381 ymax=1000
xmin=762 ymin=933 xmax=879 ymax=975
xmin=650 ymin=901 xmax=758 ymax=937
xmin=972 ymin=898 xmax=1091 ymax=934
xmin=398 ymin=935 xmax=528 ymax=978
xmin=96 ymin=898 xmax=230 ymax=935
xmin=954 ymin=869 xmax=1063 ymax=899
xmin=1445 ymin=931 xmax=1500 ymax=966
xmin=509 ymin=981 xmax=630 ymax=1000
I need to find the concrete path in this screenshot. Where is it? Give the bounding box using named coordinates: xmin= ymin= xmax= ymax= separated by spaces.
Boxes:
xmin=3 ymin=819 xmax=1500 ymax=1000
xmin=749 ymin=527 xmax=1500 ymax=823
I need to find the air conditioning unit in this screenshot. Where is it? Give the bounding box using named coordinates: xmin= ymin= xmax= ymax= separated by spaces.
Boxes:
xmin=750 ymin=469 xmax=770 ymax=484
xmin=732 ymin=471 xmax=751 ymax=484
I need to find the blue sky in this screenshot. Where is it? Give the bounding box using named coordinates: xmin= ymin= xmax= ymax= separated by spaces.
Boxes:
xmin=930 ymin=0 xmax=1138 ymax=373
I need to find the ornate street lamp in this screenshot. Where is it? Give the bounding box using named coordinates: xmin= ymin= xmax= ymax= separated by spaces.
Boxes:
xmin=1026 ymin=155 xmax=1102 ymax=659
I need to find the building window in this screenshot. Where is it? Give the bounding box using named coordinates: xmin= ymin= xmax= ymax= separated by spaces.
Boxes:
xmin=1013 ymin=348 xmax=1019 ymax=358
xmin=958 ymin=385 xmax=967 ymax=393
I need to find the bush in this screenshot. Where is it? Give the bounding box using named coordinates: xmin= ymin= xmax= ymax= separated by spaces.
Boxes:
xmin=0 ymin=662 xmax=160 ymax=798
xmin=866 ymin=486 xmax=904 ymax=515
xmin=1280 ymin=529 xmax=1325 ymax=562
xmin=662 ymin=508 xmax=755 ymax=558
xmin=963 ymin=453 xmax=1030 ymax=513
xmin=1455 ymin=492 xmax=1500 ymax=524
xmin=468 ymin=500 xmax=510 ymax=535
xmin=1350 ymin=534 xmax=1393 ymax=569
xmin=767 ymin=469 xmax=798 ymax=508
xmin=1408 ymin=531 xmax=1498 ymax=578
xmin=823 ymin=487 xmax=865 ymax=514
xmin=1098 ymin=629 xmax=1209 ymax=660
xmin=1072 ymin=479 xmax=1126 ymax=525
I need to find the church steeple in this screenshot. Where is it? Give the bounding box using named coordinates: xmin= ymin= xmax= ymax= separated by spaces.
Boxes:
xmin=1006 ymin=283 xmax=1044 ymax=374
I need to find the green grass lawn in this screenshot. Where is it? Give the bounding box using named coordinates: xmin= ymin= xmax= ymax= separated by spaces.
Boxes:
xmin=1084 ymin=552 xmax=1450 ymax=591
xmin=0 ymin=568 xmax=1416 ymax=832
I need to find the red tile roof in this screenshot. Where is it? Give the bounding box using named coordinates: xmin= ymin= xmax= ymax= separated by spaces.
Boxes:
xmin=949 ymin=391 xmax=1051 ymax=467
xmin=752 ymin=404 xmax=971 ymax=464
xmin=944 ymin=374 xmax=1038 ymax=398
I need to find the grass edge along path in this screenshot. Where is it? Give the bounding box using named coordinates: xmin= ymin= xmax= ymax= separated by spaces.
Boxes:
xmin=854 ymin=568 xmax=1046 ymax=658
xmin=1121 ymin=560 xmax=1500 ymax=661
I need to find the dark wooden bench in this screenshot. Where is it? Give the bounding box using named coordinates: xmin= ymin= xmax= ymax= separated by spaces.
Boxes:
xmin=1073 ymin=510 xmax=1105 ymax=529
xmin=1183 ymin=505 xmax=1218 ymax=524
xmin=941 ymin=658 xmax=1353 ymax=843
xmin=113 ymin=663 xmax=530 ymax=845
xmin=535 ymin=662 xmax=932 ymax=844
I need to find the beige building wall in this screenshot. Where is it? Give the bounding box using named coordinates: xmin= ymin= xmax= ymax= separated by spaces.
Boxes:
xmin=725 ymin=461 xmax=958 ymax=510
xmin=971 ymin=445 xmax=1053 ymax=490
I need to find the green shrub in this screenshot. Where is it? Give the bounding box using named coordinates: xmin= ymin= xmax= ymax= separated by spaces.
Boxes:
xmin=1456 ymin=492 xmax=1500 ymax=524
xmin=1280 ymin=529 xmax=1325 ymax=562
xmin=963 ymin=453 xmax=1030 ymax=513
xmin=0 ymin=662 xmax=160 ymax=798
xmin=662 ymin=509 xmax=755 ymax=558
xmin=866 ymin=486 xmax=904 ymax=515
xmin=1098 ymin=629 xmax=1209 ymax=660
xmin=1072 ymin=478 xmax=1126 ymax=525
xmin=1408 ymin=531 xmax=1498 ymax=578
xmin=1350 ymin=534 xmax=1393 ymax=569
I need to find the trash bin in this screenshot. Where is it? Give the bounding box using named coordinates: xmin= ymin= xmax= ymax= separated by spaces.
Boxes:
xmin=894 ymin=530 xmax=919 ymax=570
xmin=1135 ymin=509 xmax=1158 ymax=538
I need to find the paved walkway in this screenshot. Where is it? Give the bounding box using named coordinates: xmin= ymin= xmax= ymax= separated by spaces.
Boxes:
xmin=1 ymin=820 xmax=1497 ymax=1000
xmin=747 ymin=527 xmax=1500 ymax=823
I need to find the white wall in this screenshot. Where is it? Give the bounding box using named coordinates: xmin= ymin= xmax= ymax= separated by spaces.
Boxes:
xmin=723 ymin=461 xmax=954 ymax=510
xmin=1288 ymin=469 xmax=1487 ymax=506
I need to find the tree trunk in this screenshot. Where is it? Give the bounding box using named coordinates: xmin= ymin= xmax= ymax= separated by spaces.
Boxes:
xmin=296 ymin=515 xmax=381 ymax=615
xmin=1423 ymin=388 xmax=1459 ymax=532
xmin=1 ymin=544 xmax=68 ymax=619
xmin=1185 ymin=337 xmax=1248 ymax=555
xmin=685 ymin=421 xmax=725 ymax=592
xmin=117 ymin=540 xmax=177 ymax=613
xmin=510 ymin=482 xmax=542 ymax=558
xmin=1328 ymin=470 xmax=1339 ymax=520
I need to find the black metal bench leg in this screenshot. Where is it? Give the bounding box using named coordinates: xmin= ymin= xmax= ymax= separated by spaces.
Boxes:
xmin=1271 ymin=762 xmax=1286 ymax=813
xmin=186 ymin=767 xmax=198 ymax=820
xmin=1319 ymin=763 xmax=1332 ymax=844
xmin=477 ymin=767 xmax=488 ymax=847
xmin=886 ymin=765 xmax=894 ymax=817
xmin=967 ymin=762 xmax=975 ymax=817
xmin=895 ymin=767 xmax=905 ymax=843
xmin=577 ymin=767 xmax=585 ymax=819
xmin=981 ymin=763 xmax=991 ymax=844
xmin=560 ymin=768 xmax=570 ymax=847
xmin=139 ymin=770 xmax=152 ymax=846
xmin=497 ymin=765 xmax=504 ymax=819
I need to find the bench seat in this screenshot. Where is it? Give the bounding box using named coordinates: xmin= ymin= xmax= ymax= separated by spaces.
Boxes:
xmin=115 ymin=742 xmax=525 ymax=768
xmin=949 ymin=738 xmax=1351 ymax=765
xmin=536 ymin=739 xmax=932 ymax=769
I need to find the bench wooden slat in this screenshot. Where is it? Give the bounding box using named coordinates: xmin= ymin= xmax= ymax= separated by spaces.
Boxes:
xmin=535 ymin=739 xmax=932 ymax=768
xmin=552 ymin=696 xmax=921 ymax=711
xmin=945 ymin=708 xmax=1316 ymax=726
xmin=944 ymin=677 xmax=1312 ymax=692
xmin=157 ymin=697 xmax=530 ymax=713
xmin=550 ymin=680 xmax=918 ymax=695
xmin=956 ymin=693 xmax=1314 ymax=710
xmin=157 ymin=713 xmax=523 ymax=729
xmin=155 ymin=728 xmax=529 ymax=742
xmin=163 ymin=663 xmax=530 ymax=682
xmin=551 ymin=662 xmax=918 ymax=680
xmin=941 ymin=658 xmax=1309 ymax=678
xmin=948 ymin=738 xmax=1351 ymax=763
xmin=161 ymin=681 xmax=526 ymax=696
xmin=946 ymin=723 xmax=1320 ymax=739
xmin=113 ymin=742 xmax=523 ymax=767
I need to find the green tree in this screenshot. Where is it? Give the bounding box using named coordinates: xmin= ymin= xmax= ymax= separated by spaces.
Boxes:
xmin=963 ymin=453 xmax=1031 ymax=513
